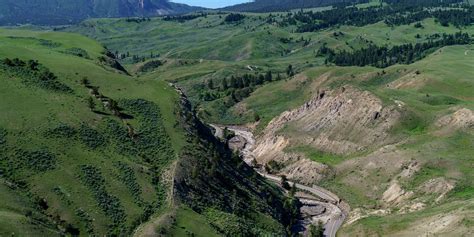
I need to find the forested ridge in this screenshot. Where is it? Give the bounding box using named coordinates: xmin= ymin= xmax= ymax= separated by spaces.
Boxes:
xmin=320 ymin=32 xmax=472 ymax=67
xmin=274 ymin=0 xmax=473 ymax=32
xmin=223 ymin=0 xmax=369 ymax=12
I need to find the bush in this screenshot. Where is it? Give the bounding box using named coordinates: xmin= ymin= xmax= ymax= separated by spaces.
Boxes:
xmin=115 ymin=162 xmax=143 ymax=205
xmin=45 ymin=124 xmax=77 ymax=138
xmin=0 ymin=58 xmax=72 ymax=93
xmin=63 ymin=47 xmax=90 ymax=59
xmin=17 ymin=148 xmax=57 ymax=172
xmin=139 ymin=60 xmax=163 ymax=72
xmin=224 ymin=13 xmax=246 ymax=23
xmin=78 ymin=165 xmax=126 ymax=226
xmin=0 ymin=128 xmax=6 ymax=145
xmin=78 ymin=124 xmax=106 ymax=149
xmin=75 ymin=208 xmax=95 ymax=235
xmin=116 ymin=99 xmax=175 ymax=167
xmin=38 ymin=39 xmax=62 ymax=48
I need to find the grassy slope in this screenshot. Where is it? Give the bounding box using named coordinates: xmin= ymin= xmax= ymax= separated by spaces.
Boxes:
xmin=0 ymin=28 xmax=187 ymax=235
xmin=246 ymin=46 xmax=474 ymax=236
xmin=0 ymin=28 xmax=291 ymax=237
xmin=169 ymin=207 xmax=220 ymax=237
xmin=63 ymin=10 xmax=474 ymax=236
xmin=68 ymin=14 xmax=474 ymax=127
xmin=0 ymin=181 xmax=59 ymax=236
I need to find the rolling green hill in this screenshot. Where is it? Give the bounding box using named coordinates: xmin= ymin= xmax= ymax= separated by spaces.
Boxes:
xmin=1 ymin=0 xmax=474 ymax=236
xmin=0 ymin=28 xmax=293 ymax=236
xmin=64 ymin=2 xmax=474 ymax=235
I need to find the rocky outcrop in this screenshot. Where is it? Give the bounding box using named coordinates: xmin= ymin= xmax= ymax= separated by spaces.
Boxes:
xmin=382 ymin=182 xmax=414 ymax=205
xmin=253 ymin=86 xmax=400 ymax=184
xmin=434 ymin=108 xmax=474 ymax=136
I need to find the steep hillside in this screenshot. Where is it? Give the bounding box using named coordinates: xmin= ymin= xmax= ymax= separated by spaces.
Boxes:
xmin=0 ymin=0 xmax=201 ymax=25
xmin=0 ymin=29 xmax=292 ymax=236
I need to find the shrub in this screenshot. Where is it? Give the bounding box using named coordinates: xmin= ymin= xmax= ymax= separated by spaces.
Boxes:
xmin=78 ymin=165 xmax=126 ymax=225
xmin=139 ymin=60 xmax=163 ymax=72
xmin=0 ymin=128 xmax=6 ymax=145
xmin=0 ymin=58 xmax=72 ymax=93
xmin=38 ymin=39 xmax=62 ymax=48
xmin=115 ymin=162 xmax=143 ymax=205
xmin=224 ymin=13 xmax=246 ymax=23
xmin=45 ymin=124 xmax=77 ymax=138
xmin=63 ymin=47 xmax=90 ymax=59
xmin=17 ymin=148 xmax=57 ymax=172
xmin=75 ymin=208 xmax=95 ymax=235
xmin=78 ymin=124 xmax=106 ymax=149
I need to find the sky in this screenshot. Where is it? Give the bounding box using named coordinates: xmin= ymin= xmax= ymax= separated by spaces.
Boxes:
xmin=171 ymin=0 xmax=251 ymax=8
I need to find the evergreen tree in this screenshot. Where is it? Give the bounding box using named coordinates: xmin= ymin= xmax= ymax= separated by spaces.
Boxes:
xmin=87 ymin=97 xmax=96 ymax=111
xmin=222 ymin=78 xmax=228 ymax=90
xmin=281 ymin=175 xmax=290 ymax=190
xmin=308 ymin=221 xmax=324 ymax=237
xmin=207 ymin=79 xmax=214 ymax=89
xmin=286 ymin=64 xmax=294 ymax=76
xmin=265 ymin=71 xmax=273 ymax=82
xmin=230 ymin=76 xmax=238 ymax=88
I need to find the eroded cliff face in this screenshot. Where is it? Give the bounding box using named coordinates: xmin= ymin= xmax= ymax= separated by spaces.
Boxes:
xmin=253 ymin=86 xmax=401 ymax=184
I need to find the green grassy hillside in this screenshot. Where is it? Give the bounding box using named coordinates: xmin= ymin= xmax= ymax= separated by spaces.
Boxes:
xmin=64 ymin=5 xmax=474 ymax=236
xmin=0 ymin=28 xmax=186 ymax=235
xmin=2 ymin=1 xmax=474 ymax=236
xmin=67 ymin=11 xmax=474 ymax=127
xmin=0 ymin=28 xmax=293 ymax=236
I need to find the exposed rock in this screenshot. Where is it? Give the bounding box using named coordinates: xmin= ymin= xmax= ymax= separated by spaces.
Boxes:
xmin=398 ymin=160 xmax=421 ymax=179
xmin=399 ymin=202 xmax=426 ymax=214
xmin=344 ymin=208 xmax=391 ymax=226
xmin=253 ymin=86 xmax=401 ymax=184
xmin=434 ymin=108 xmax=474 ymax=136
xmin=300 ymin=204 xmax=326 ymax=218
xmin=228 ymin=135 xmax=247 ymax=151
xmin=420 ymin=177 xmax=455 ymax=203
xmin=382 ymin=182 xmax=413 ymax=205
xmin=280 ymin=157 xmax=329 ymax=185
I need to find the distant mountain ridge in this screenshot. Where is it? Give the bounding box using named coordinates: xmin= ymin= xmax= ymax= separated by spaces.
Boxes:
xmin=0 ymin=0 xmax=202 ymax=25
xmin=222 ymin=0 xmax=367 ymax=12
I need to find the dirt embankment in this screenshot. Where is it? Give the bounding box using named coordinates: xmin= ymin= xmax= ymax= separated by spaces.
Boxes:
xmin=252 ymin=86 xmax=400 ymax=184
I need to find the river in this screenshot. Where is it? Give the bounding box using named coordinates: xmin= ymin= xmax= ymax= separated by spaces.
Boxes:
xmin=210 ymin=124 xmax=347 ymax=237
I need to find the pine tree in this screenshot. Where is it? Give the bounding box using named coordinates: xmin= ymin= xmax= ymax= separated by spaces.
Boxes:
xmin=222 ymin=78 xmax=228 ymax=90
xmin=281 ymin=175 xmax=290 ymax=190
xmin=230 ymin=76 xmax=237 ymax=88
xmin=207 ymin=79 xmax=214 ymax=89
xmin=308 ymin=221 xmax=324 ymax=237
xmin=87 ymin=97 xmax=95 ymax=111
xmin=265 ymin=71 xmax=273 ymax=82
xmin=287 ymin=64 xmax=294 ymax=76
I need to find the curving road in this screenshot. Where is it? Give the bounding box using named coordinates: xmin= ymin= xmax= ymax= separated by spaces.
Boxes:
xmin=258 ymin=172 xmax=346 ymax=237
xmin=211 ymin=124 xmax=347 ymax=237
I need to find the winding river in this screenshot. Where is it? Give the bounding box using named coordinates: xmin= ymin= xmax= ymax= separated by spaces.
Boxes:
xmin=210 ymin=125 xmax=347 ymax=237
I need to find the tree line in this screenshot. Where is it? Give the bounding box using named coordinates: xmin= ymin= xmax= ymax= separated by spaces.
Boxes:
xmin=320 ymin=32 xmax=471 ymax=68
xmin=224 ymin=13 xmax=246 ymax=23
xmin=277 ymin=0 xmax=472 ymax=32
xmin=163 ymin=13 xmax=208 ymax=22
xmin=200 ymin=65 xmax=294 ymax=106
